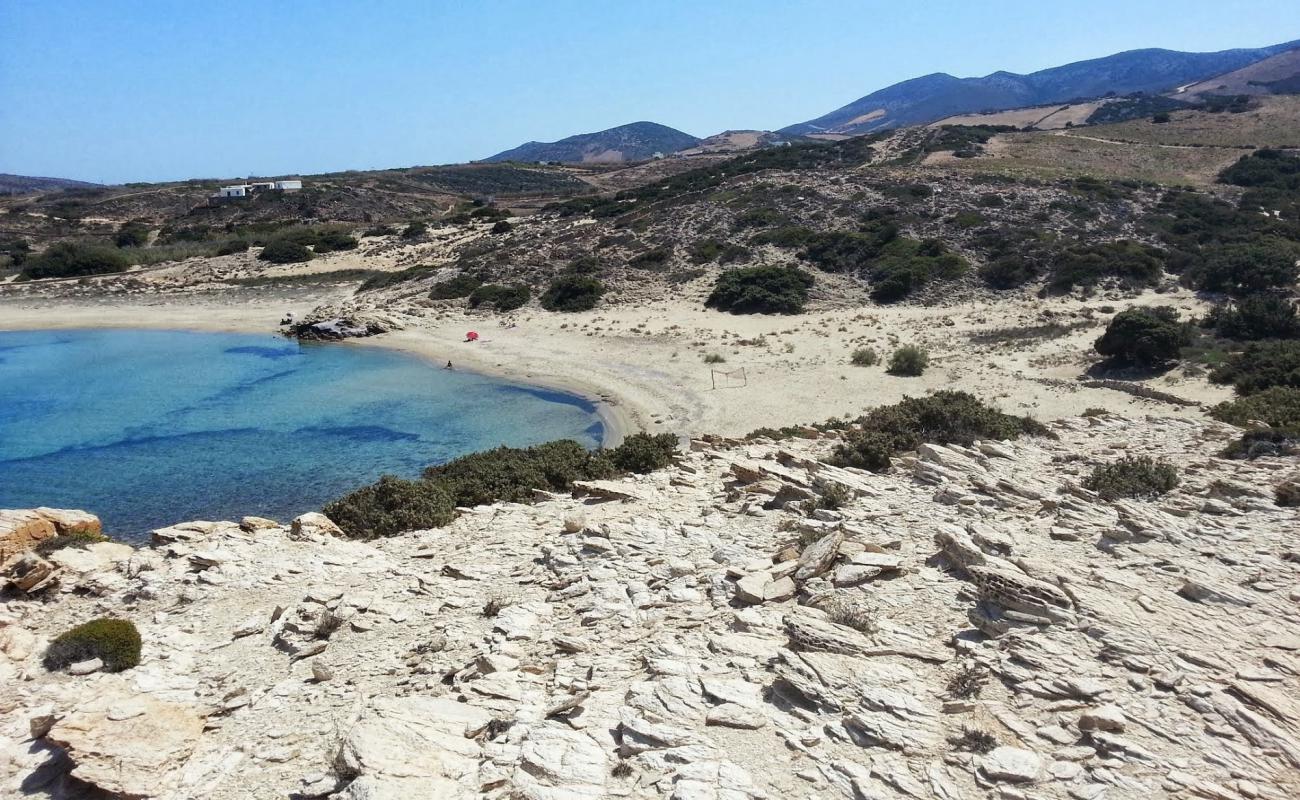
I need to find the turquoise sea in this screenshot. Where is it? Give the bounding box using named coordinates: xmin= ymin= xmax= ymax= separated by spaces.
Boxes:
xmin=0 ymin=328 xmax=603 ymax=540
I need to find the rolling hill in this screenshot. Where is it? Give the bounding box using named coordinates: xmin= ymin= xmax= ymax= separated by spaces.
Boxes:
xmin=0 ymin=174 xmax=103 ymax=195
xmin=782 ymin=39 xmax=1300 ymax=136
xmin=482 ymin=121 xmax=700 ymax=164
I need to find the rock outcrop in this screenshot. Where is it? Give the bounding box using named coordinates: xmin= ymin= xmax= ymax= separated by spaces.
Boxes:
xmin=0 ymin=508 xmax=101 ymax=560
xmin=2 ymin=414 xmax=1298 ymax=800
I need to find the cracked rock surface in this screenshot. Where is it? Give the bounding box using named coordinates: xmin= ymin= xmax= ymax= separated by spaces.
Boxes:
xmin=2 ymin=412 xmax=1298 ymax=799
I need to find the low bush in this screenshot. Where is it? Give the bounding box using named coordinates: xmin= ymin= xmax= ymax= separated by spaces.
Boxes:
xmin=1222 ymin=429 xmax=1300 ymax=459
xmin=314 ymin=231 xmax=358 ymax=253
xmin=423 ymin=440 xmax=619 ymax=507
xmin=629 ymin=248 xmax=672 ymax=270
xmin=216 ymin=239 xmax=251 ymax=256
xmin=705 ymin=266 xmax=813 ymax=314
xmin=1204 ymin=295 xmax=1300 ymax=340
xmin=979 ymin=255 xmax=1040 ymax=290
xmin=1277 ymin=476 xmax=1300 ymax=507
xmin=887 ymin=345 xmax=929 ymax=376
xmin=401 ymin=221 xmax=428 ymax=239
xmin=429 ymin=273 xmax=483 ymax=300
xmin=114 ymin=222 xmax=150 ymax=248
xmin=688 ymin=239 xmax=750 ymax=265
xmin=324 ymin=476 xmax=455 ymax=539
xmin=607 ymin=432 xmax=678 ymax=473
xmin=1082 ymin=456 xmax=1179 ymax=499
xmin=1093 ymin=306 xmax=1192 ymax=367
xmin=258 ymin=240 xmax=313 ymax=264
xmin=491 ymin=220 xmax=512 ymax=235
xmin=19 ymin=242 xmax=130 ymax=280
xmin=850 ymin=347 xmax=878 ymax=366
xmin=43 ymin=618 xmax=141 ymax=672
xmin=1209 ymin=387 xmax=1300 ymax=429
xmin=363 ymin=225 xmax=397 ymax=237
xmin=468 ymin=283 xmax=531 ymax=311
xmin=1047 ymin=241 xmax=1165 ymax=293
xmin=1184 ymin=240 xmax=1300 ymax=295
xmin=1210 ymin=341 xmax=1300 ymax=394
xmin=830 ymin=391 xmax=1050 ymax=472
xmin=541 ymin=274 xmax=604 ymax=312
xmin=703 ymin=353 xmax=726 ymax=363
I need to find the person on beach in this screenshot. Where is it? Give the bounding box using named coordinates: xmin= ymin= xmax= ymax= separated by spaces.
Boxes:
xmin=445 ymin=361 xmax=453 ymax=370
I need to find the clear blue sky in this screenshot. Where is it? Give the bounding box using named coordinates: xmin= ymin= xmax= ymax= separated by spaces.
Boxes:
xmin=2 ymin=0 xmax=1297 ymax=184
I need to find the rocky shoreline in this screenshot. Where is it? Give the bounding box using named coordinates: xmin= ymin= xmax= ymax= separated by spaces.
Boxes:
xmin=2 ymin=413 xmax=1299 ymax=799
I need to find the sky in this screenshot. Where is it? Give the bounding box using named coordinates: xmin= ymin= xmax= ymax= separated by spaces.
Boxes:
xmin=2 ymin=0 xmax=1299 ymax=184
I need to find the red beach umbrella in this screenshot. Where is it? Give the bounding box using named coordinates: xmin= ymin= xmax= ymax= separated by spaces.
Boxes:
xmin=466 ymin=331 xmax=479 ymax=342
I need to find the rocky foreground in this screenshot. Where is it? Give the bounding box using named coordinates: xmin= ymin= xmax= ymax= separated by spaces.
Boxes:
xmin=2 ymin=413 xmax=1299 ymax=800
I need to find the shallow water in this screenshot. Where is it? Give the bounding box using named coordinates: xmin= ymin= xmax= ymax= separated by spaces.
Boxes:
xmin=0 ymin=329 xmax=603 ymax=540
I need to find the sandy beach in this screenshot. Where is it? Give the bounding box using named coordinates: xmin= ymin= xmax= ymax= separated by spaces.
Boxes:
xmin=0 ymin=286 xmax=1232 ymax=447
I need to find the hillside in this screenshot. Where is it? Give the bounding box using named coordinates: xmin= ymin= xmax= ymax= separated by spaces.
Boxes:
xmin=1175 ymin=47 xmax=1300 ymax=98
xmin=0 ymin=174 xmax=103 ymax=195
xmin=783 ymin=39 xmax=1300 ymax=136
xmin=482 ymin=121 xmax=700 ymax=164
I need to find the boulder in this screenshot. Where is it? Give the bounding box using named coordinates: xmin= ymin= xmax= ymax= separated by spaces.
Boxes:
xmin=44 ymin=693 xmax=204 ymax=798
xmin=239 ymin=516 xmax=279 ymax=532
xmin=979 ymin=746 xmax=1041 ymax=783
xmin=2 ymin=551 xmax=59 ymax=593
xmin=34 ymin=507 xmax=102 ymax=537
xmin=1078 ymin=704 xmax=1126 ymax=733
xmin=0 ymin=510 xmax=56 ymax=560
xmin=336 ymin=696 xmax=489 ymax=798
xmin=794 ymin=529 xmax=844 ymax=582
xmin=290 ymin=512 xmax=343 ymax=540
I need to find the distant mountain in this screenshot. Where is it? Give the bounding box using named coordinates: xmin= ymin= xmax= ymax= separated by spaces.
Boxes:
xmin=483 ymin=122 xmax=700 ymax=164
xmin=782 ymin=39 xmax=1300 ymax=136
xmin=0 ymin=174 xmax=103 ymax=195
xmin=675 ymin=130 xmax=794 ymax=156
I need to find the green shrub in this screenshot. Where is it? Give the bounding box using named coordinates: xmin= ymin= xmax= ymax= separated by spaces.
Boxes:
xmin=887 ymin=345 xmax=929 ymax=376
xmin=850 ymin=347 xmax=878 ymax=366
xmin=314 ymin=230 xmax=358 ymax=253
xmin=541 ymin=274 xmax=604 ymax=312
xmin=429 ymin=272 xmax=483 ymax=300
xmin=703 ymin=353 xmax=726 ymax=363
xmin=324 ymin=476 xmax=454 ymax=539
xmin=830 ymin=391 xmax=1049 ymax=472
xmin=1223 ymin=429 xmax=1299 ymax=459
xmin=43 ymin=618 xmax=141 ymax=673
xmin=468 ymin=284 xmax=531 ymax=311
xmin=491 ymin=220 xmax=512 ymax=235
xmin=608 ymin=432 xmax=677 ymax=473
xmin=216 ymin=239 xmax=251 ymax=256
xmin=1277 ymin=477 xmax=1300 ymax=507
xmin=564 ymin=255 xmax=603 ymax=274
xmin=629 ymin=248 xmax=672 ymax=270
xmin=363 ymin=225 xmax=397 ymax=237
xmin=258 ymin=240 xmax=314 ymax=264
xmin=19 ymin=242 xmax=130 ymax=280
xmin=1205 ymin=295 xmax=1300 ymax=340
xmin=979 ymin=255 xmax=1040 ymax=290
xmin=114 ymin=222 xmax=149 ymax=248
xmin=423 ymin=440 xmax=616 ymax=507
xmin=1185 ymin=240 xmax=1300 ymax=295
xmin=1210 ymin=341 xmax=1300 ymax=394
xmin=34 ymin=532 xmax=109 ymax=556
xmin=402 ymin=221 xmax=428 ymax=239
xmin=1047 ymin=241 xmax=1165 ymax=293
xmin=705 ymin=265 xmax=814 ymax=314
xmin=869 ymin=239 xmax=967 ymax=303
xmin=688 ymin=239 xmax=749 ymax=265
xmin=1210 ymin=387 xmax=1300 ymax=428
xmin=1083 ymin=456 xmax=1179 ymax=499
xmin=1094 ymin=306 xmax=1192 ymax=367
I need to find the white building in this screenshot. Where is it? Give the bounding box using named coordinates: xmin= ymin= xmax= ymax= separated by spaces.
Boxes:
xmin=217 ymin=185 xmax=250 ymax=198
xmin=249 ymin=181 xmax=276 ymax=191
xmin=274 ymin=180 xmax=302 ymax=191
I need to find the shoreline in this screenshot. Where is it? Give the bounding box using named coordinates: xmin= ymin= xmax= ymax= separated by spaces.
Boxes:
xmin=0 ymin=299 xmax=641 ymax=447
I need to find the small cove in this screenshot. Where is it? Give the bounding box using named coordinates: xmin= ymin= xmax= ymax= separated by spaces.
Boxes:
xmin=0 ymin=328 xmax=604 ymax=540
